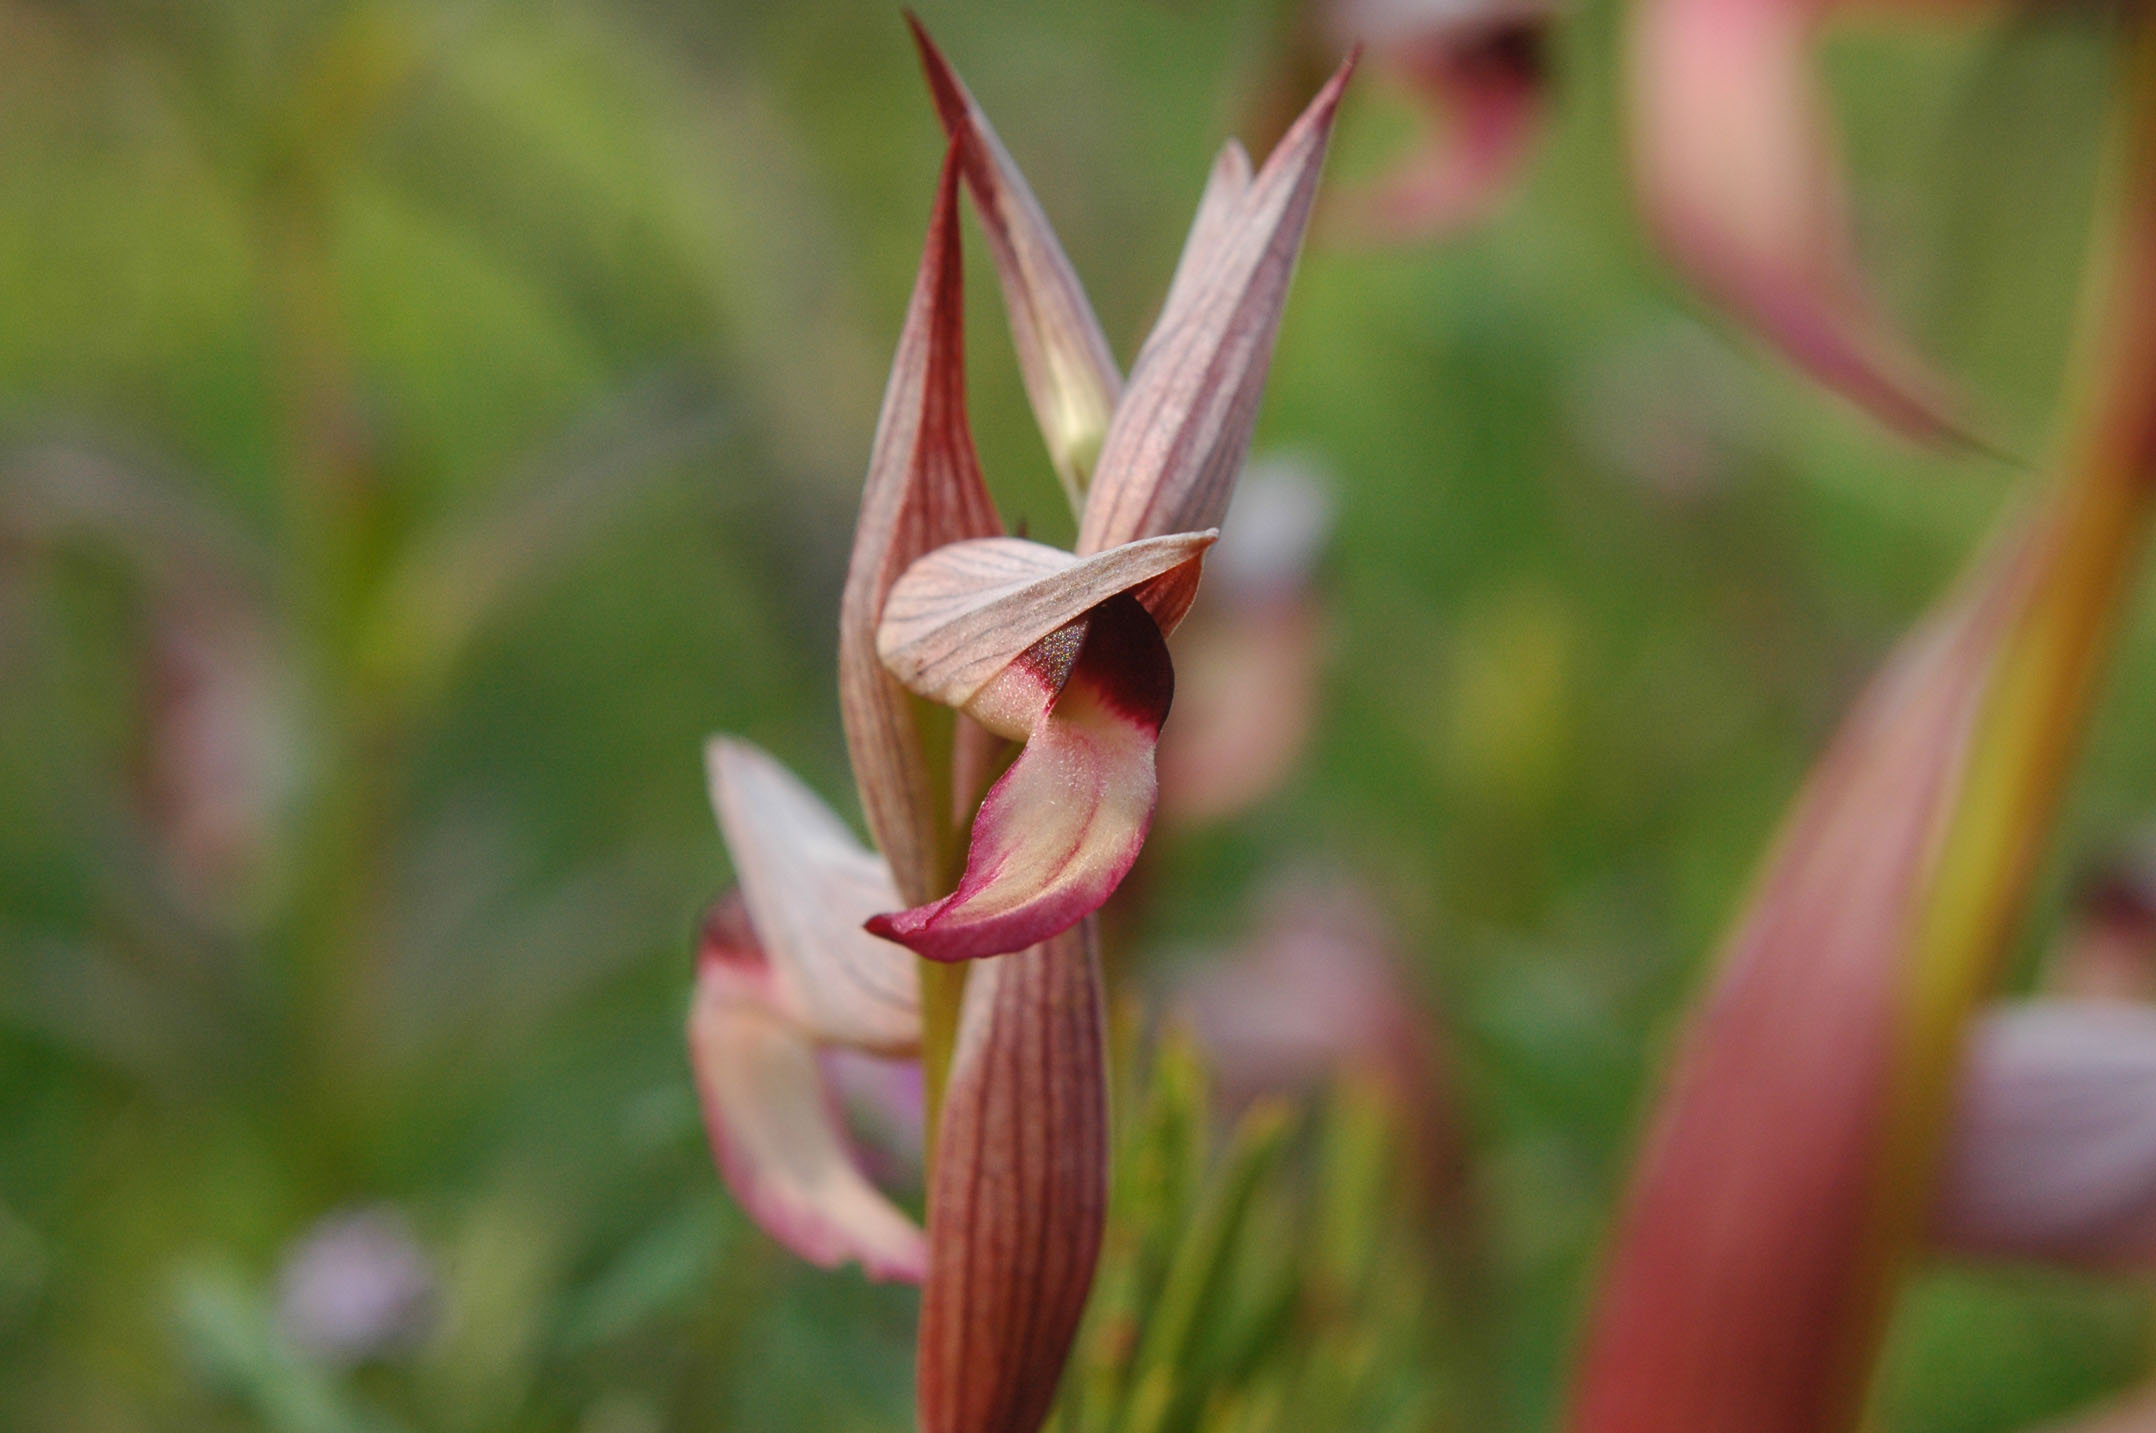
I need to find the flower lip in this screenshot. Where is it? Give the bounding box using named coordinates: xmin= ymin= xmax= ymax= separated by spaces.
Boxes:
xmin=867 ymin=592 xmax=1173 ymax=963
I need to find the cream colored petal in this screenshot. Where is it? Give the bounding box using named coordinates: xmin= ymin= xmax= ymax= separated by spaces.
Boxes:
xmin=706 ymin=737 xmax=919 ymax=1052
xmin=1078 ymin=59 xmax=1354 ymax=555
xmin=875 ymin=530 xmax=1214 ymax=709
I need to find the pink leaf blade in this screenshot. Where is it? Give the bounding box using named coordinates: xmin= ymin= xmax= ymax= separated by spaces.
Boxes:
xmin=1568 ymin=531 xmax=2037 ymax=1433
xmin=917 ymin=920 xmax=1110 ymax=1433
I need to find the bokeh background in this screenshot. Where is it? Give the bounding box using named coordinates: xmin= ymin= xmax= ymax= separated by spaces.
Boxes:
xmin=1 ymin=0 xmax=2152 ymax=1428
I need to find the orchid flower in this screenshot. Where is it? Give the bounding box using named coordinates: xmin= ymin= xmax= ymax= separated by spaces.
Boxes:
xmin=690 ymin=23 xmax=1353 ymax=1433
xmin=1628 ymin=0 xmax=1973 ymax=439
xmin=850 ymin=22 xmax=1356 ymax=965
xmin=1568 ymin=43 xmax=2156 ymax=1433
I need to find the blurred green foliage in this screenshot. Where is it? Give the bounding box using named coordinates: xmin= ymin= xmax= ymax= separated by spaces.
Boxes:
xmin=1 ymin=0 xmax=2154 ymax=1429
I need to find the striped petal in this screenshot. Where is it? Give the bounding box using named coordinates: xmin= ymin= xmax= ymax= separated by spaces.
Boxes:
xmin=917 ymin=920 xmax=1109 ymax=1433
xmin=688 ymin=901 xmax=929 ymax=1284
xmin=839 ymin=147 xmax=1006 ymax=904
xmin=869 ymin=593 xmax=1172 ymax=963
xmin=1631 ymin=0 xmax=1963 ymax=440
xmin=705 ymin=737 xmax=918 ymax=1052
xmin=1152 ymin=141 xmax=1254 ymax=351
xmin=875 ymin=530 xmax=1215 ymax=710
xmin=1935 ymin=1000 xmax=2156 ymax=1268
xmin=908 ymin=15 xmax=1123 ymax=507
xmin=1077 ymin=56 xmax=1355 ymax=555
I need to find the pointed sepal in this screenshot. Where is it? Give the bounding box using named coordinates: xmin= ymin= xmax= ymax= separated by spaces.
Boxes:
xmin=1077 ymin=57 xmax=1356 ymax=554
xmin=908 ymin=14 xmax=1123 ymax=507
xmin=839 ymin=147 xmax=1006 ymax=903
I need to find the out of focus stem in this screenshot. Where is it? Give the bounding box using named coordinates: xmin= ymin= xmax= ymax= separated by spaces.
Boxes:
xmin=1853 ymin=26 xmax=2156 ymax=1424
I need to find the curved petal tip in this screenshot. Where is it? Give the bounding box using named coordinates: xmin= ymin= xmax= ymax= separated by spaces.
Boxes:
xmin=869 ymin=593 xmax=1172 ymax=962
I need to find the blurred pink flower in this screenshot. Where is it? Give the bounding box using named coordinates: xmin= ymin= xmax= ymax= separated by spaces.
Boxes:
xmin=1158 ymin=458 xmax=1334 ymax=825
xmin=1323 ymin=0 xmax=1556 ymax=242
xmin=2050 ymin=845 xmax=2156 ymax=1003
xmin=1169 ymin=874 xmax=1469 ymax=1216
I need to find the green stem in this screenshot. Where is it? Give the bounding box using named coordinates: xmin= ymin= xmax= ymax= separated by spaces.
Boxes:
xmin=919 ymin=958 xmax=968 ymax=1151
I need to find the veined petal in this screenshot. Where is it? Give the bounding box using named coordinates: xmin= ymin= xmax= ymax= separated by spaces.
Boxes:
xmin=688 ymin=903 xmax=929 ymax=1285
xmin=839 ymin=147 xmax=1006 ymax=904
xmin=869 ymin=593 xmax=1172 ymax=963
xmin=1568 ymin=530 xmax=2036 ymax=1433
xmin=917 ymin=920 xmax=1109 ymax=1433
xmin=1631 ymin=0 xmax=1963 ymax=440
xmin=1077 ymin=57 xmax=1356 ymax=555
xmin=1151 ymin=141 xmax=1253 ymax=347
xmin=1935 ymin=1001 xmax=2156 ymax=1268
xmin=908 ymin=14 xmax=1123 ymax=507
xmin=876 ymin=530 xmax=1216 ymax=709
xmin=705 ymin=737 xmax=919 ymax=1052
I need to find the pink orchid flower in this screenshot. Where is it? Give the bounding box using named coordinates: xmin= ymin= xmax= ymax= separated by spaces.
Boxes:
xmin=691 ymin=24 xmax=1353 ymax=1433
